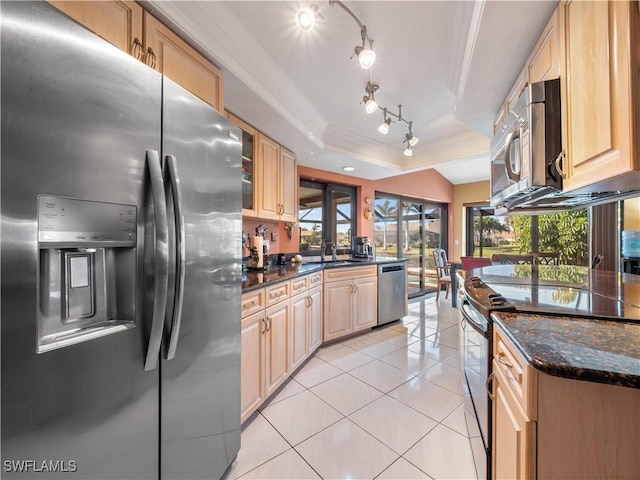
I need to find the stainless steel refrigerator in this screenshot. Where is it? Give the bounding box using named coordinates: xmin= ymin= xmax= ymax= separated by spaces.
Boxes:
xmin=1 ymin=2 xmax=242 ymax=478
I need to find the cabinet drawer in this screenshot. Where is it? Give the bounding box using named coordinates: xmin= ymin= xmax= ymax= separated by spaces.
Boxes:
xmin=308 ymin=271 xmax=323 ymax=288
xmin=324 ymin=265 xmax=377 ymax=282
xmin=494 ymin=328 xmax=537 ymax=419
xmin=291 ymin=276 xmax=308 ymax=295
xmin=241 ymin=289 xmax=265 ymax=318
xmin=265 ymin=281 xmax=290 ymax=306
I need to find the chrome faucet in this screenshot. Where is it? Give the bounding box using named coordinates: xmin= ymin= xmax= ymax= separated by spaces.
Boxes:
xmin=321 ymin=240 xmax=337 ymax=262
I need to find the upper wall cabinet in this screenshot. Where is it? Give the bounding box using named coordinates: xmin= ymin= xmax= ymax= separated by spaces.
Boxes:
xmin=526 ymin=7 xmax=561 ymax=84
xmin=48 ymin=1 xmax=144 ymax=58
xmin=48 ymin=1 xmax=223 ymax=112
xmin=228 ymin=113 xmax=258 ymax=217
xmin=559 ymin=0 xmax=639 ymax=191
xmin=143 ymin=13 xmax=223 ymax=112
xmin=256 ymin=134 xmax=297 ymax=223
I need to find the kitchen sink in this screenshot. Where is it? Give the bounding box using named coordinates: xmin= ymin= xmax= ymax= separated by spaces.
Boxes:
xmin=306 ymin=260 xmax=355 ymax=267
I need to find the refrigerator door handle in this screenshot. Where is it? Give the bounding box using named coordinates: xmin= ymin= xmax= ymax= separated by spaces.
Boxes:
xmin=144 ymin=149 xmax=169 ymax=371
xmin=164 ymin=154 xmax=185 ymax=360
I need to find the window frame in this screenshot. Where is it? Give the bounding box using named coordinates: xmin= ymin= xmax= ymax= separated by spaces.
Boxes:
xmin=298 ymin=179 xmax=357 ymax=256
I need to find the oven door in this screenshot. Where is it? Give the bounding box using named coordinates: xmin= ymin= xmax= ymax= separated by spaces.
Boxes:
xmin=461 ymin=299 xmax=491 ymax=479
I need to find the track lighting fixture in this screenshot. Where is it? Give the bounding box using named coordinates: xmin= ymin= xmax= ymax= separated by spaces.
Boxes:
xmin=295 ymin=2 xmax=417 ymax=155
xmin=328 ymin=0 xmax=376 ymax=69
xmin=405 ymin=122 xmax=419 ymax=147
xmin=362 ymin=82 xmax=379 ymax=114
xmin=378 ymin=109 xmax=392 ymax=135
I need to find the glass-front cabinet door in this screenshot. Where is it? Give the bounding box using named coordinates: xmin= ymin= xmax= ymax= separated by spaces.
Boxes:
xmin=227 ymin=112 xmax=257 ymax=216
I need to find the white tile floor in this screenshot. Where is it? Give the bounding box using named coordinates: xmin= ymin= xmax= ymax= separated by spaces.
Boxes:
xmin=226 ymin=295 xmax=479 ymax=480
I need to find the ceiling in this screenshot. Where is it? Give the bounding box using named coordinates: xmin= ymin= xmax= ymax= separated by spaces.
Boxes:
xmin=147 ymin=1 xmax=557 ymax=184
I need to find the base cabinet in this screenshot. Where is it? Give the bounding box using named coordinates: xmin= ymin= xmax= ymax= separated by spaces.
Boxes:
xmin=492 ymin=361 xmax=536 ymax=480
xmin=241 ymin=272 xmax=323 ymax=423
xmin=492 ymin=324 xmax=640 ymax=479
xmin=323 ymin=266 xmax=377 ymax=342
xmin=307 ymin=285 xmax=323 ymax=353
xmin=240 ymin=285 xmax=289 ymax=423
xmin=264 ymin=300 xmax=289 ymax=398
xmin=240 ymin=310 xmax=265 ymax=423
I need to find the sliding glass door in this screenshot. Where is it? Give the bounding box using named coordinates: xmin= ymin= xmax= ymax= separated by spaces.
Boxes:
xmin=375 ymin=194 xmax=447 ymax=298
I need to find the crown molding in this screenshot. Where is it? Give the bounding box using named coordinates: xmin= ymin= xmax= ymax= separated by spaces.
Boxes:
xmin=147 ymin=1 xmax=327 ymax=149
xmin=452 ymin=0 xmax=486 ymax=116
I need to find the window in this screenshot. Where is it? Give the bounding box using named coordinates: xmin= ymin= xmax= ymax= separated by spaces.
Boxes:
xmin=465 ymin=206 xmax=589 ymax=265
xmin=298 ymin=180 xmax=356 ymax=254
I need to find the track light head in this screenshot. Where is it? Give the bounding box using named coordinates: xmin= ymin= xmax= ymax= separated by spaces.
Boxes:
xmin=403 ymin=146 xmax=413 ymax=157
xmin=378 ymin=118 xmax=391 ymax=134
xmin=355 ymin=45 xmax=376 ymax=69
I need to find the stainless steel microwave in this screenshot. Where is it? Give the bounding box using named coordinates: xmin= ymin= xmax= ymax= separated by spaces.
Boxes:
xmin=490 ymin=78 xmax=563 ymax=212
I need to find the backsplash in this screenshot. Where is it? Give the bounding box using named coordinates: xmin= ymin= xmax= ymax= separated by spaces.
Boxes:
xmin=242 ymin=218 xmax=299 ymax=256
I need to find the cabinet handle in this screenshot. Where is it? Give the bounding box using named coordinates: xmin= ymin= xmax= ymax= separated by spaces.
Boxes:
xmin=486 ymin=372 xmax=495 ymax=401
xmin=265 ymin=316 xmax=273 ymax=332
xmin=354 ymin=284 xmax=358 ymax=293
xmin=497 ymin=352 xmax=513 ymax=369
xmin=145 ymin=47 xmax=157 ymax=69
xmin=262 ymin=318 xmax=268 ymax=334
xmin=553 ymin=150 xmax=567 ymax=179
xmin=309 ymin=296 xmax=313 ymax=306
xmin=132 ymin=37 xmax=143 ymax=60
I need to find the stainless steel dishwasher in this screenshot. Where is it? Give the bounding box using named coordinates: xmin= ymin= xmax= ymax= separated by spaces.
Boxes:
xmin=377 ymin=261 xmax=407 ymax=326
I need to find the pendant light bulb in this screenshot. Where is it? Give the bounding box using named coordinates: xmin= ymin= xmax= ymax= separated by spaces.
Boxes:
xmin=404 ymin=146 xmax=413 ymax=157
xmin=365 ymin=98 xmax=378 ymax=114
xmin=358 ymin=48 xmax=376 ymax=69
xmin=378 ymin=118 xmax=391 ymax=134
xmin=295 ymin=6 xmax=316 ymax=33
xmin=408 ymin=135 xmax=419 ymax=147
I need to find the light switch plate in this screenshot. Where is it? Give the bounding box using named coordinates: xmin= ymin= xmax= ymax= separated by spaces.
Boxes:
xmin=271 ymin=232 xmax=278 ymax=241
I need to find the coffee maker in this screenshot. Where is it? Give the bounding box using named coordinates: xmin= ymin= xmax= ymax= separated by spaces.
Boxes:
xmin=351 ymin=236 xmax=373 ymax=259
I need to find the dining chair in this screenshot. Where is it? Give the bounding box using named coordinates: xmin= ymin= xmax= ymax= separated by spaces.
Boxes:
xmin=432 ymin=248 xmax=451 ymax=300
xmin=531 ymin=252 xmax=560 ymax=265
xmin=461 ymin=256 xmax=493 ymax=270
xmin=495 ymin=253 xmax=535 ymax=265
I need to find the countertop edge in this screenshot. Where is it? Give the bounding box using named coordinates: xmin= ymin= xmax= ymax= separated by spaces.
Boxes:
xmin=242 ymin=258 xmax=407 ymax=293
xmin=491 ymin=312 xmax=640 ymax=390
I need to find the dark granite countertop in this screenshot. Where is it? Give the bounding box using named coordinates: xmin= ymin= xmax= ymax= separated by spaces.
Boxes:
xmin=242 ymin=257 xmax=407 ymax=292
xmin=491 ymin=311 xmax=640 ymax=389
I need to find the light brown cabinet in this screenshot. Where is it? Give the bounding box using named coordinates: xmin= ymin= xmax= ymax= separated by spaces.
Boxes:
xmin=49 ymin=1 xmax=223 ymax=112
xmin=227 ymin=113 xmax=258 ymax=216
xmin=264 ymin=299 xmax=289 ymax=398
xmin=323 ymin=266 xmax=377 ymax=342
xmin=307 ymin=284 xmax=323 ymax=353
xmin=559 ymin=0 xmax=639 ymax=191
xmin=492 ymin=323 xmax=640 ymax=479
xmin=240 ymin=309 xmax=265 ymax=423
xmin=491 ymin=328 xmax=537 ymax=480
xmin=257 ymin=134 xmax=297 ymax=222
xmin=49 ymin=1 xmax=143 ymax=58
xmin=526 ymin=7 xmax=561 ymax=84
xmin=289 ymin=273 xmax=323 ymax=373
xmin=492 ymin=68 xmax=526 ymax=137
xmin=240 ymin=283 xmax=289 ymax=422
xmin=143 ymin=13 xmax=223 ymax=111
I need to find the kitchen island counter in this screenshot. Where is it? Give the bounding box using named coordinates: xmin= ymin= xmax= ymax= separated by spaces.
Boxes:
xmin=491 ymin=311 xmax=640 ymax=389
